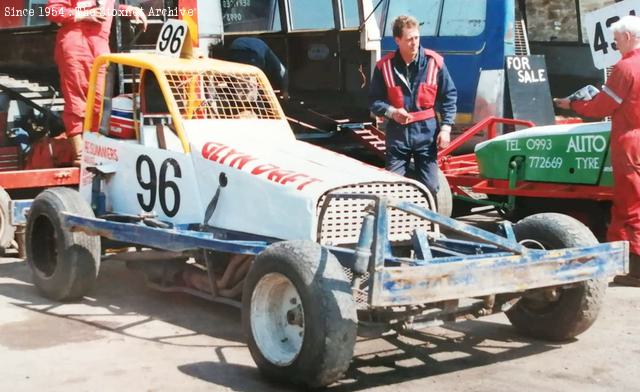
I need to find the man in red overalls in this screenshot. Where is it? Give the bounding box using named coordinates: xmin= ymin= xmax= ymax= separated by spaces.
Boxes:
xmin=46 ymin=0 xmax=147 ymax=165
xmin=555 ymin=15 xmax=640 ymax=286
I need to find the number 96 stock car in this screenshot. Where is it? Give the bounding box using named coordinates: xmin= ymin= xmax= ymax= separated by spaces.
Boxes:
xmin=23 ymin=49 xmax=627 ymax=387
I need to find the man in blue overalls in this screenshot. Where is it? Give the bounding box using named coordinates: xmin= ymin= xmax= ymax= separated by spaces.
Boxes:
xmin=227 ymin=37 xmax=289 ymax=100
xmin=369 ymin=15 xmax=457 ymax=196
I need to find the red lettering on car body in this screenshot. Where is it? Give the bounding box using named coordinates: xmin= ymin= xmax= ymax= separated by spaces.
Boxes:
xmin=296 ymin=178 xmax=322 ymax=190
xmin=229 ymin=154 xmax=256 ymax=170
xmin=251 ymin=163 xmax=279 ymax=175
xmin=267 ymin=169 xmax=296 ymax=183
xmin=202 ymin=141 xmax=323 ymax=190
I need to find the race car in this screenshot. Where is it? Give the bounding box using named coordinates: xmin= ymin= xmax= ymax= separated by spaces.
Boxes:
xmin=23 ymin=29 xmax=627 ymax=388
xmin=456 ymin=120 xmax=614 ymax=235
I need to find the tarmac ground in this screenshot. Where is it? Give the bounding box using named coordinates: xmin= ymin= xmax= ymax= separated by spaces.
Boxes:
xmin=1 ymin=214 xmax=638 ymax=391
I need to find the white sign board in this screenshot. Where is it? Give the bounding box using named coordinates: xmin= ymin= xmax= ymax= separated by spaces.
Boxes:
xmin=584 ymin=0 xmax=640 ymax=69
xmin=155 ymin=20 xmax=188 ymax=58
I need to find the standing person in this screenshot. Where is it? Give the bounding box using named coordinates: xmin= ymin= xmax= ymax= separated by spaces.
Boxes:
xmin=369 ymin=15 xmax=457 ymax=197
xmin=46 ymin=0 xmax=147 ymax=165
xmin=226 ymin=37 xmax=289 ymax=100
xmin=555 ymin=15 xmax=640 ymax=287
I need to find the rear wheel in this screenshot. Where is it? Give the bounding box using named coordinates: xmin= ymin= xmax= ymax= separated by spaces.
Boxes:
xmin=26 ymin=187 xmax=101 ymax=301
xmin=506 ymin=213 xmax=607 ymax=341
xmin=435 ymin=169 xmax=452 ymax=217
xmin=242 ymin=241 xmax=357 ymax=388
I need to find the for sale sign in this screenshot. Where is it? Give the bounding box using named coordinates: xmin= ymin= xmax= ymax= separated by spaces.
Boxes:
xmin=584 ymin=0 xmax=640 ymax=69
xmin=504 ymin=55 xmax=555 ymax=126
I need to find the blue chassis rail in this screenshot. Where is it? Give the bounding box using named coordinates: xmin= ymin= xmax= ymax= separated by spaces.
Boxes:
xmin=60 ymin=195 xmax=628 ymax=308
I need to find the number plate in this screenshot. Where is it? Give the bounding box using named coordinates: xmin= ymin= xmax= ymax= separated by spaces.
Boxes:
xmin=584 ymin=1 xmax=640 ymax=70
xmin=156 ymin=19 xmax=189 ymax=58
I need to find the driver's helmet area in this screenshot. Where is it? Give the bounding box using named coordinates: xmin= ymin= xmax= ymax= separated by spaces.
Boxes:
xmin=137 ymin=70 xmax=183 ymax=152
xmin=109 ymin=94 xmax=136 ymax=139
xmin=141 ymin=71 xmax=170 ymax=122
xmin=106 ymin=68 xmax=182 ymax=152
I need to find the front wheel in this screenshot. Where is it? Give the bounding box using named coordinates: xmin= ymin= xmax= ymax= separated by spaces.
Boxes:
xmin=26 ymin=187 xmax=101 ymax=301
xmin=242 ymin=241 xmax=357 ymax=388
xmin=506 ymin=213 xmax=607 ymax=341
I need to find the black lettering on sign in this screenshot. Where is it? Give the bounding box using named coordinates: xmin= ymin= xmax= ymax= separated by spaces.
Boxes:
xmin=504 ymin=55 xmax=555 ymax=127
xmin=136 ymin=155 xmax=156 ymax=212
xmin=593 ymin=22 xmax=609 ymax=54
xmin=136 ymin=155 xmax=182 ymax=217
xmin=170 ymin=25 xmax=186 ymax=54
xmin=159 ymin=158 xmax=182 ymax=217
xmin=157 ymin=23 xmax=187 ymax=55
xmin=606 ymin=16 xmax=620 ymax=50
xmin=592 ymin=10 xmax=638 ymax=55
xmin=158 ymin=24 xmax=173 ymax=52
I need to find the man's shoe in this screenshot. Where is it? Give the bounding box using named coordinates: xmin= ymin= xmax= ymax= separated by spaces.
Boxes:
xmin=613 ymin=253 xmax=640 ymax=287
xmin=613 ymin=275 xmax=640 ymax=287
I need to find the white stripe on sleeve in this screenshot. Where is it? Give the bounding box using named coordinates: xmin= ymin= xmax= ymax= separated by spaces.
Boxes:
xmin=602 ymin=85 xmax=623 ymax=104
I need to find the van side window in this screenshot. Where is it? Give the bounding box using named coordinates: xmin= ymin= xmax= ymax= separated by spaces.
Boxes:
xmin=341 ymin=0 xmax=360 ymax=29
xmin=439 ymin=0 xmax=486 ymax=37
xmin=222 ymin=0 xmax=282 ymax=33
xmin=384 ymin=0 xmax=486 ymax=38
xmin=290 ymin=0 xmax=335 ymax=30
xmin=385 ymin=0 xmax=441 ymax=37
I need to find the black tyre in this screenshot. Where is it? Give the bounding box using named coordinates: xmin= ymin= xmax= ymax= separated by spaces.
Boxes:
xmin=435 ymin=169 xmax=452 ymax=217
xmin=242 ymin=241 xmax=357 ymax=388
xmin=506 ymin=213 xmax=607 ymax=341
xmin=26 ymin=187 xmax=101 ymax=301
xmin=0 ymin=186 xmax=15 ymax=253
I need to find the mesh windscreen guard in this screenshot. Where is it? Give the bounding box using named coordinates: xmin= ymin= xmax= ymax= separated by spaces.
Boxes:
xmin=317 ymin=182 xmax=434 ymax=246
xmin=164 ymin=70 xmax=282 ymax=120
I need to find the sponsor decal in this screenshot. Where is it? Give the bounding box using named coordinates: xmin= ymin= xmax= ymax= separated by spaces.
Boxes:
xmin=85 ymin=140 xmax=119 ymax=161
xmin=202 ymin=142 xmax=322 ymax=191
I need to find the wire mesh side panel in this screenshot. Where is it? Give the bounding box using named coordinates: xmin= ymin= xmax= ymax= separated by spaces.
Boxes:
xmin=317 ymin=182 xmax=434 ymax=246
xmin=343 ymin=268 xmax=370 ymax=309
xmin=164 ymin=70 xmax=282 ymax=120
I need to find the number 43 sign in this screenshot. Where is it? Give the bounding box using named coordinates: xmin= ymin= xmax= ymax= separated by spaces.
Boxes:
xmin=585 ymin=0 xmax=639 ymax=69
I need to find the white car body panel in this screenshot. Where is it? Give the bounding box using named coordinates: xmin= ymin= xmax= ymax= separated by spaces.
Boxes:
xmin=80 ymin=132 xmax=204 ymax=225
xmin=80 ymin=117 xmax=432 ymax=241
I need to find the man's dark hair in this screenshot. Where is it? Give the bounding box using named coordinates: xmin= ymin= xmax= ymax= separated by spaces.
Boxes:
xmin=392 ymin=15 xmax=419 ymax=38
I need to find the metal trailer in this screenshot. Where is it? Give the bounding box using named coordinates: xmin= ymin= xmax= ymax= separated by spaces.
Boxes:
xmin=0 ymin=75 xmax=81 ymax=255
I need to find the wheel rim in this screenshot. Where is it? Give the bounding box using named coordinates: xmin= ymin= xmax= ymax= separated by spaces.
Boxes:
xmin=31 ymin=215 xmax=58 ymax=277
xmin=517 ymin=237 xmax=564 ymax=313
xmin=250 ymin=272 xmax=304 ymax=366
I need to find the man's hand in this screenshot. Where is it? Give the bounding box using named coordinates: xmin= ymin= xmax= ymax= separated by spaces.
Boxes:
xmin=437 ymin=124 xmax=452 ymax=149
xmin=126 ymin=6 xmax=148 ymax=31
xmin=391 ymin=108 xmax=413 ymax=125
xmin=74 ymin=7 xmax=106 ymax=23
xmin=553 ymin=98 xmax=571 ymax=110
